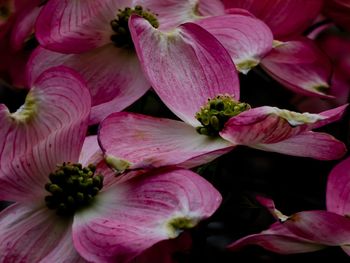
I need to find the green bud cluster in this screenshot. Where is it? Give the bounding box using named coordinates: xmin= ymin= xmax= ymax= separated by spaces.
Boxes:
xmin=45 ymin=162 xmax=103 ymax=216
xmin=110 ymin=5 xmax=159 ymax=49
xmin=195 ymin=95 xmax=250 ymax=136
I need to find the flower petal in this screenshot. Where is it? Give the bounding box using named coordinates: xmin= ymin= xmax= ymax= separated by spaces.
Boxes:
xmin=327 ymin=157 xmax=350 ymax=216
xmin=253 ymin=132 xmax=346 ymax=160
xmin=0 ymin=203 xmax=77 ymax=262
xmin=73 ymin=167 xmax=222 ymax=263
xmin=27 ymin=46 xmax=150 ymax=124
xmin=133 ymin=0 xmax=198 ymax=30
xmin=220 ymin=106 xmax=334 ymax=145
xmin=0 ymin=66 xmax=91 ymax=202
xmin=197 ymin=0 xmax=225 ymax=16
xmin=35 ymin=0 xmax=120 ymax=53
xmin=129 ymin=15 xmax=239 ymax=126
xmin=261 ymin=38 xmax=333 ymax=98
xmin=195 ymin=12 xmax=273 ymax=74
xmin=10 ymin=2 xmax=41 ymax=51
xmin=98 ymin=112 xmax=233 ymax=172
xmin=79 ymin=135 xmax=103 ymax=167
xmin=222 ymin=0 xmax=323 ymax=40
xmin=228 ymin=222 xmax=326 ymax=254
xmin=283 ymin=210 xmax=350 ymax=246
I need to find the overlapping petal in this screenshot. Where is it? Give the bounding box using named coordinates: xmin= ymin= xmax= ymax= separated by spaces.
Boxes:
xmin=252 ymin=132 xmax=346 ymax=160
xmin=0 ymin=66 xmax=91 ymax=174
xmin=35 ymin=0 xmax=120 ymax=53
xmin=27 ymin=46 xmax=149 ymax=124
xmin=0 ymin=66 xmax=90 ymax=202
xmin=222 ymin=0 xmax=323 ymax=40
xmin=228 ymin=222 xmax=326 ymax=254
xmin=283 ymin=211 xmax=350 ymax=246
xmin=129 ymin=15 xmax=239 ymax=126
xmin=0 ymin=203 xmax=76 ymax=262
xmin=261 ymin=38 xmax=333 ymax=97
xmin=98 ymin=112 xmax=233 ymax=172
xmin=196 ymin=11 xmax=273 ymax=73
xmin=73 ymin=168 xmax=222 ymax=262
xmin=327 ymin=157 xmax=350 ymax=216
xmin=220 ymin=106 xmax=344 ymax=145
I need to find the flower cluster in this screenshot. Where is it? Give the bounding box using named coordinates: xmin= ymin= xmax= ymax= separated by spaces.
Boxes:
xmin=0 ymin=0 xmax=349 ymax=262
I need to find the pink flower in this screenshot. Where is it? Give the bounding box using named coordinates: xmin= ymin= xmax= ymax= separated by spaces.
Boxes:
xmin=228 ymin=157 xmax=350 ymax=256
xmin=0 ymin=66 xmax=222 ymax=262
xmin=97 ymin=15 xmax=347 ymax=173
xmin=30 ymin=0 xmax=274 ymax=123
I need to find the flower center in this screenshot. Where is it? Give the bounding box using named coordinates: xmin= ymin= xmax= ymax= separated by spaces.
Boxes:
xmin=110 ymin=5 xmax=159 ymax=49
xmin=45 ymin=162 xmax=104 ymax=216
xmin=195 ymin=95 xmax=250 ymax=136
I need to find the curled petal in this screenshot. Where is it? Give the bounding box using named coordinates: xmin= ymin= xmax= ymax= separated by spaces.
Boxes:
xmin=228 ymin=222 xmax=326 ymax=254
xmin=261 ymin=38 xmax=333 ymax=97
xmin=98 ymin=112 xmax=233 ymax=172
xmin=253 ymin=132 xmax=346 ymax=160
xmin=327 ymin=157 xmax=350 ymax=216
xmin=0 ymin=66 xmax=91 ymax=176
xmin=220 ymin=106 xmax=338 ymax=145
xmin=73 ymin=167 xmax=222 ymax=263
xmin=129 ymin=15 xmax=239 ymax=126
xmin=196 ymin=12 xmax=273 ymax=73
xmin=284 ymin=210 xmax=350 ymax=246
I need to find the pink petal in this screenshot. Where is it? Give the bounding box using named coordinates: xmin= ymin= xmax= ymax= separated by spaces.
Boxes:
xmin=222 ymin=0 xmax=323 ymax=40
xmin=309 ymin=104 xmax=348 ymax=129
xmin=98 ymin=112 xmax=233 ymax=172
xmin=35 ymin=0 xmax=118 ymax=53
xmin=10 ymin=2 xmax=41 ymax=51
xmin=0 ymin=203 xmax=79 ymax=262
xmin=261 ymin=38 xmax=333 ymax=97
xmin=283 ymin=210 xmax=350 ymax=246
xmin=327 ymin=157 xmax=350 ymax=216
xmin=79 ymin=135 xmax=103 ymax=167
xmin=196 ymin=12 xmax=273 ymax=74
xmin=253 ymin=131 xmax=347 ymax=160
xmin=27 ymin=46 xmax=150 ymax=124
xmin=73 ymin=167 xmax=222 ymax=263
xmin=0 ymin=67 xmax=91 ymax=202
xmin=220 ymin=106 xmax=333 ymax=145
xmin=197 ymin=0 xmax=225 ymax=16
xmin=129 ymin=15 xmax=239 ymax=126
xmin=228 ymin=222 xmax=325 ymax=254
xmin=0 ymin=117 xmax=90 ymax=202
xmin=132 ymin=0 xmax=221 ymax=31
